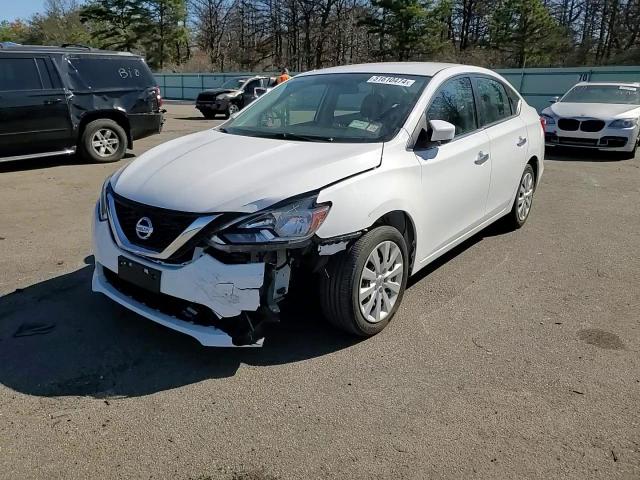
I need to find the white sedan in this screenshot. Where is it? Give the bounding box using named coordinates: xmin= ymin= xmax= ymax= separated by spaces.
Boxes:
xmin=92 ymin=62 xmax=544 ymax=346
xmin=541 ymin=82 xmax=640 ymax=158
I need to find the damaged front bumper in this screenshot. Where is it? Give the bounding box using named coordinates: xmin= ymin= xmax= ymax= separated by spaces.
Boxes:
xmin=92 ymin=215 xmax=267 ymax=347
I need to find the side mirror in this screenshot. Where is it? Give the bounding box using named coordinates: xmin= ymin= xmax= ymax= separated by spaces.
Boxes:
xmin=429 ymin=120 xmax=455 ymax=143
xmin=549 ymin=96 xmax=560 ymax=104
xmin=254 ymin=87 xmax=267 ymax=97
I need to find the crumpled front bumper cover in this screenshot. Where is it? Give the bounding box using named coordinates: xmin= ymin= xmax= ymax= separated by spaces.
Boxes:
xmin=92 ymin=215 xmax=266 ymax=347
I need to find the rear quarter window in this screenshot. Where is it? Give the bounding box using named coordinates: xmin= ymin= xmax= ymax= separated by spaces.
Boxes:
xmin=67 ymin=56 xmax=155 ymax=90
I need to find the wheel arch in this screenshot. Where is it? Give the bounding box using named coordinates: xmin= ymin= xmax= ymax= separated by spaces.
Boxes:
xmin=370 ymin=210 xmax=417 ymax=273
xmin=528 ymin=155 xmax=540 ymax=186
xmin=78 ymin=110 xmax=132 ymax=149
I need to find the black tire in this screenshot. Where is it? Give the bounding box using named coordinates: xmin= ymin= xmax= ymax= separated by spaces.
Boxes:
xmin=504 ymin=163 xmax=536 ymax=229
xmin=79 ymin=119 xmax=127 ymax=163
xmin=320 ymin=226 xmax=409 ymax=337
xmin=202 ymin=111 xmax=217 ymax=120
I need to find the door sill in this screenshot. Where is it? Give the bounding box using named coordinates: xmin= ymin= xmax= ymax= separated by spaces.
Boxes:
xmin=0 ymin=147 xmax=76 ymax=164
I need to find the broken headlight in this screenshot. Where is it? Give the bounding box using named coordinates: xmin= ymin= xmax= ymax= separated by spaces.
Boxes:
xmin=212 ymin=196 xmax=331 ymax=245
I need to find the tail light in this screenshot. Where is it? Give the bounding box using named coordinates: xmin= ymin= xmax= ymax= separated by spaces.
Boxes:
xmin=154 ymin=86 xmax=163 ymax=107
xmin=539 ymin=116 xmax=546 ymax=131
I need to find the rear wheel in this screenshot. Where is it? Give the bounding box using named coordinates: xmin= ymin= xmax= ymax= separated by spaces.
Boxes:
xmin=80 ymin=119 xmax=127 ymax=163
xmin=320 ymin=226 xmax=409 ymax=336
xmin=202 ymin=111 xmax=217 ymax=120
xmin=504 ymin=163 xmax=535 ymax=229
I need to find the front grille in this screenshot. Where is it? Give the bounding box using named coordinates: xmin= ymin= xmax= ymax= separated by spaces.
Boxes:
xmin=558 ymin=118 xmax=579 ymax=131
xmin=111 ymin=193 xmax=201 ymax=252
xmin=197 ymin=93 xmax=218 ymax=102
xmin=580 ymin=120 xmax=605 ymax=132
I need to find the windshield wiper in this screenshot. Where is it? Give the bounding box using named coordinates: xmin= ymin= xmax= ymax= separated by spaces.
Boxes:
xmin=263 ymin=132 xmax=335 ymax=142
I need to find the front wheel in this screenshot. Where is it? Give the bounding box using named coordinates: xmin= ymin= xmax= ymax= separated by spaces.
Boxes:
xmin=224 ymin=103 xmax=240 ymax=119
xmin=320 ymin=226 xmax=409 ymax=336
xmin=504 ymin=163 xmax=536 ymax=229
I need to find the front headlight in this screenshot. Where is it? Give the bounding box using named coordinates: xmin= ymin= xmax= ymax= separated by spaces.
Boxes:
xmin=609 ymin=118 xmax=638 ymax=129
xmin=98 ymin=175 xmax=112 ymax=221
xmin=212 ymin=196 xmax=331 ymax=245
xmin=541 ymin=114 xmax=556 ymax=125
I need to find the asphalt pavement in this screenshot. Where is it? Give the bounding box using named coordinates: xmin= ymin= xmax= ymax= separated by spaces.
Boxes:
xmin=0 ymin=105 xmax=638 ymax=479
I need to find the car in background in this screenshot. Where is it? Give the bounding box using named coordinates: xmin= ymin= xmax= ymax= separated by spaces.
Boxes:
xmin=541 ymin=82 xmax=640 ymax=158
xmin=93 ymin=62 xmax=544 ymax=347
xmin=195 ymin=75 xmax=273 ymax=119
xmin=0 ymin=44 xmax=163 ymax=164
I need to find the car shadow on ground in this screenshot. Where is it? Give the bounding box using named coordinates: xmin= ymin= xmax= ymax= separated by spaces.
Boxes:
xmin=0 ymin=220 xmax=514 ymax=400
xmin=0 ymin=257 xmax=359 ymax=399
xmin=0 ymin=153 xmax=135 ymax=173
xmin=545 ymin=146 xmax=634 ymax=162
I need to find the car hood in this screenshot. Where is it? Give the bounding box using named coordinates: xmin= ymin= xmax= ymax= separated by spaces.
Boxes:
xmin=112 ymin=130 xmax=383 ymax=213
xmin=198 ymin=89 xmax=239 ymax=97
xmin=543 ymin=102 xmax=640 ymax=119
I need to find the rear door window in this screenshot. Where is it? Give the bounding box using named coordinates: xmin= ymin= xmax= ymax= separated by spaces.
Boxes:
xmin=475 ymin=77 xmax=512 ymax=125
xmin=0 ymin=58 xmax=42 ymax=91
xmin=67 ymin=56 xmax=155 ymax=90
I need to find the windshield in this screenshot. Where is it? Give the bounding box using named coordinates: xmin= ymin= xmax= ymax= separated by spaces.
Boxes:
xmin=561 ymin=85 xmax=640 ymax=105
xmin=222 ymin=73 xmax=430 ymax=143
xmin=221 ymin=77 xmax=248 ymax=89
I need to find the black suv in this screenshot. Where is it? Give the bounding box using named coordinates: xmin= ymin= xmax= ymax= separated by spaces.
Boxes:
xmin=0 ymin=44 xmax=163 ymax=164
xmin=195 ymin=76 xmax=272 ymax=119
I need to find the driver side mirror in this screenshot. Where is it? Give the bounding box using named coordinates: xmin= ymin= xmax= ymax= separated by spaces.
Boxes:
xmin=429 ymin=120 xmax=456 ymax=143
xmin=549 ymin=96 xmax=560 ymax=104
xmin=254 ymin=87 xmax=268 ymax=97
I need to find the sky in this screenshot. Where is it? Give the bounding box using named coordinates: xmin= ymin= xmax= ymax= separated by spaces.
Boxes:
xmin=2 ymin=0 xmax=45 ymax=22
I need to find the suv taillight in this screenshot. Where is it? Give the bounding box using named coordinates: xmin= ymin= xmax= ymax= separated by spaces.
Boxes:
xmin=154 ymin=86 xmax=163 ymax=107
xmin=540 ymin=116 xmax=546 ymax=131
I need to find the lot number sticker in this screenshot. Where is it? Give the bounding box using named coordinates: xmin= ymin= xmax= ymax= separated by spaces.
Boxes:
xmin=367 ymin=75 xmax=415 ymax=87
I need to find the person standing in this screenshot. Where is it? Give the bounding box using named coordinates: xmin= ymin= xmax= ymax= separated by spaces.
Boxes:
xmin=276 ymin=67 xmax=291 ymax=85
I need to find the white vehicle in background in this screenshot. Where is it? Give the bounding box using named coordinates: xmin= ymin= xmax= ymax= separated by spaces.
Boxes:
xmin=541 ymin=82 xmax=640 ymax=158
xmin=92 ymin=62 xmax=544 ymax=347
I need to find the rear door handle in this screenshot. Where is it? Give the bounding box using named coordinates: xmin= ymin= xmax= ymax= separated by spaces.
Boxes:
xmin=475 ymin=151 xmax=490 ymax=165
xmin=517 ymin=136 xmax=527 ymax=147
xmin=44 ymin=98 xmax=63 ymax=105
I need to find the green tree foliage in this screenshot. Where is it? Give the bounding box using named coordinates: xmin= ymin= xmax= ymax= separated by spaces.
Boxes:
xmin=0 ymin=20 xmax=31 ymax=43
xmin=361 ymin=0 xmax=449 ymax=60
xmin=490 ymin=0 xmax=567 ymax=66
xmin=80 ymin=0 xmax=147 ymax=51
xmin=80 ymin=0 xmax=188 ymax=69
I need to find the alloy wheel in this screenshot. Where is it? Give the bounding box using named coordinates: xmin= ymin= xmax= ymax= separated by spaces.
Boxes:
xmin=91 ymin=128 xmax=120 ymax=157
xmin=517 ymin=171 xmax=534 ymax=221
xmin=358 ymin=240 xmax=404 ymax=323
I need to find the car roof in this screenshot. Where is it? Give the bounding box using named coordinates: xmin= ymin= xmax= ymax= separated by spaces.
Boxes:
xmin=0 ymin=44 xmax=138 ymax=57
xmin=298 ymin=62 xmax=462 ymax=77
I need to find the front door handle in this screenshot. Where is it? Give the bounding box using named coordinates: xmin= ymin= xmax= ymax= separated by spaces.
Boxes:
xmin=475 ymin=151 xmax=490 ymax=165
xmin=517 ymin=136 xmax=527 ymax=147
xmin=44 ymin=98 xmax=63 ymax=105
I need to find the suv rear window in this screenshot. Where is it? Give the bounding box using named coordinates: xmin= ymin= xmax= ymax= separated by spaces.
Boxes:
xmin=67 ymin=56 xmax=155 ymax=90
